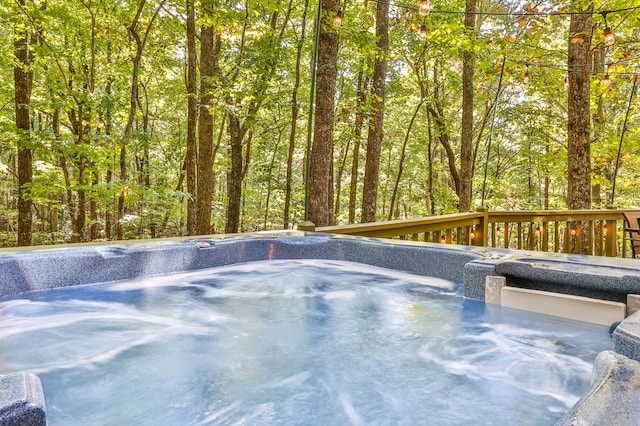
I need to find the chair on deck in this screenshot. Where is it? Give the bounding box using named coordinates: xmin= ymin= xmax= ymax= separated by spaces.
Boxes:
xmin=623 ymin=211 xmax=640 ymax=258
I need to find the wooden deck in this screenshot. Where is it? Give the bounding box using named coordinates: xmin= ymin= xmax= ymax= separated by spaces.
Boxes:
xmin=305 ymin=208 xmax=640 ymax=258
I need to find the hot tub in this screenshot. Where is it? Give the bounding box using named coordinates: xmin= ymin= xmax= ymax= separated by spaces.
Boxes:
xmin=1 ymin=231 xmax=640 ymax=425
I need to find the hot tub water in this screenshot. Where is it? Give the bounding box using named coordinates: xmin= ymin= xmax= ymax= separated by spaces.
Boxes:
xmin=0 ymin=259 xmax=611 ymax=425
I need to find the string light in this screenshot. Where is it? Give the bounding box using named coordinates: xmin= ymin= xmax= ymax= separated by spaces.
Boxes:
xmin=603 ymin=26 xmax=615 ymax=46
xmin=419 ymin=22 xmax=428 ymax=40
xmin=523 ymin=65 xmax=530 ymax=85
xmin=363 ymin=0 xmax=640 ymax=18
xmin=564 ymin=76 xmax=570 ymax=90
xmin=419 ymin=0 xmax=431 ymax=16
xmin=334 ymin=8 xmax=343 ymax=27
xmin=601 ymin=13 xmax=615 ymax=46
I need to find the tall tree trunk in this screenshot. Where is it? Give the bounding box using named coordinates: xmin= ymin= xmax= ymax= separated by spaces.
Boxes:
xmin=348 ymin=70 xmax=367 ymax=223
xmin=567 ymin=3 xmax=593 ymax=254
xmin=361 ymin=0 xmax=389 ymax=223
xmin=225 ymin=115 xmax=243 ymax=233
xmin=264 ymin=132 xmax=282 ymax=229
xmin=186 ymin=0 xmax=198 ymax=235
xmin=427 ymin=112 xmax=436 ymax=214
xmin=196 ymin=6 xmax=220 ymax=235
xmin=459 ymin=0 xmax=476 ymax=213
xmin=224 ymin=11 xmax=282 ymax=233
xmin=567 ymin=3 xmax=593 ymax=211
xmin=428 ymin=103 xmax=460 ymax=195
xmin=14 ymin=0 xmax=33 ymax=246
xmin=308 ymin=0 xmax=340 ymax=226
xmin=90 ymin=170 xmax=99 ymax=240
xmin=334 ymin=140 xmax=351 ymax=221
xmin=388 ymin=99 xmax=425 ymax=220
xmin=591 ymin=43 xmax=605 ymax=208
xmin=283 ymin=0 xmax=309 ymax=229
xmin=117 ymin=0 xmax=164 ymax=239
xmin=117 ymin=1 xmax=144 ymax=240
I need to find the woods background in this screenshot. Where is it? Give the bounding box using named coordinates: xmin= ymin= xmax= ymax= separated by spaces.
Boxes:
xmin=2 ymin=0 xmax=639 ymax=246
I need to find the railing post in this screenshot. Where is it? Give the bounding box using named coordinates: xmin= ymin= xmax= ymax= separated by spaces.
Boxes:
xmin=476 ymin=206 xmax=489 ymax=247
xmin=297 ymin=221 xmax=316 ymax=232
xmin=605 ymin=205 xmax=617 ymax=257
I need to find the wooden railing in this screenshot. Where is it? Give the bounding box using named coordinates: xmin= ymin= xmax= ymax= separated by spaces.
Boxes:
xmin=303 ymin=208 xmax=640 ymax=258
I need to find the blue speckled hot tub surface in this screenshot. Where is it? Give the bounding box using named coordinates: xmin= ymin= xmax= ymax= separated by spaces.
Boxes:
xmin=1 ymin=231 xmax=640 ymax=425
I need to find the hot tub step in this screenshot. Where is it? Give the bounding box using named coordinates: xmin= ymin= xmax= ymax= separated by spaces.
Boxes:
xmin=500 ymin=286 xmax=626 ymax=326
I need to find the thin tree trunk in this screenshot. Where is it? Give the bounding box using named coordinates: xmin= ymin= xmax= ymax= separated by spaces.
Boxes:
xmin=196 ymin=6 xmax=220 ymax=235
xmin=388 ymin=99 xmax=425 ymax=220
xmin=348 ymin=70 xmax=367 ymax=223
xmin=90 ymin=171 xmax=99 ymax=240
xmin=225 ymin=11 xmax=283 ymax=233
xmin=591 ymin=43 xmax=605 ymax=208
xmin=283 ymin=0 xmax=309 ymax=229
xmin=427 ymin=112 xmax=435 ymax=214
xmin=118 ymin=1 xmax=145 ymax=240
xmin=334 ymin=139 xmax=351 ymax=222
xmin=264 ymin=132 xmax=282 ymax=229
xmin=186 ymin=0 xmax=198 ymax=235
xmin=459 ymin=0 xmax=476 ymax=213
xmin=428 ymin=104 xmax=460 ymax=195
xmin=361 ymin=0 xmax=389 ymax=223
xmin=14 ymin=0 xmax=33 ymax=246
xmin=225 ymin=115 xmax=243 ymax=233
xmin=117 ymin=0 xmax=164 ymax=239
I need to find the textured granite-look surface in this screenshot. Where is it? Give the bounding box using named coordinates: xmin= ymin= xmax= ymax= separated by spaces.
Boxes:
xmin=614 ymin=311 xmax=640 ymax=363
xmin=494 ymin=255 xmax=640 ymax=302
xmin=557 ymin=351 xmax=640 ymax=426
xmin=0 ymin=373 xmax=46 ymax=426
xmin=0 ymin=232 xmax=484 ymax=298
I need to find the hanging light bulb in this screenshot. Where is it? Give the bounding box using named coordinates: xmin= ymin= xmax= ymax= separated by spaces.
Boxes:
xmin=603 ymin=73 xmax=611 ymax=86
xmin=602 ymin=13 xmax=615 ymax=46
xmin=419 ymin=23 xmax=428 ymax=40
xmin=333 ymin=8 xmax=343 ymax=27
xmin=523 ymin=66 xmax=530 ymax=85
xmin=603 ymin=26 xmax=615 ymax=46
xmin=564 ymin=76 xmax=570 ymax=90
xmin=419 ymin=0 xmax=431 ymax=16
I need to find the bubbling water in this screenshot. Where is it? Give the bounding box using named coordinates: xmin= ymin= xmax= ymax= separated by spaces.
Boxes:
xmin=0 ymin=259 xmax=610 ymax=425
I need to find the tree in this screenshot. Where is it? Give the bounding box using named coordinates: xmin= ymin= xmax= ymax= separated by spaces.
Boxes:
xmin=283 ymin=0 xmax=310 ymax=229
xmin=459 ymin=0 xmax=476 ymax=213
xmin=308 ymin=0 xmax=340 ymax=226
xmin=13 ymin=0 xmax=33 ymax=246
xmin=567 ymin=3 xmax=593 ymax=211
xmin=186 ymin=0 xmax=198 ymax=235
xmin=196 ymin=1 xmax=221 ymax=236
xmin=361 ymin=0 xmax=389 ymax=223
xmin=1 ymin=0 xmax=640 ymax=248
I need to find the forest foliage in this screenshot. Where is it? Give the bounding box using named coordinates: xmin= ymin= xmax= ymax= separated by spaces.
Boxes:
xmin=1 ymin=0 xmax=639 ymax=246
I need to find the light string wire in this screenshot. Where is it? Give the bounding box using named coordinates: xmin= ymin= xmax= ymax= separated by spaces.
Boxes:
xmin=361 ymin=0 xmax=640 ymax=17
xmin=342 ymin=0 xmax=640 ymax=77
